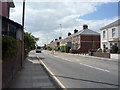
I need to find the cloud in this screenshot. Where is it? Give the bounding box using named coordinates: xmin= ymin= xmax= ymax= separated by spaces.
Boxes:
xmin=10 ymin=1 xmax=118 ymax=46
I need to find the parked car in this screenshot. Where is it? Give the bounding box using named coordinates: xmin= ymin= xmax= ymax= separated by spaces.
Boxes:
xmin=36 ymin=46 xmax=42 ymax=53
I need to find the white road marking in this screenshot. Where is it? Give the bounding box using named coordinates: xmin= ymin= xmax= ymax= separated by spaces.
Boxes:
xmin=79 ymin=63 xmax=110 ymax=72
xmin=75 ymin=59 xmax=79 ymax=61
xmin=51 ymin=54 xmax=110 ymax=72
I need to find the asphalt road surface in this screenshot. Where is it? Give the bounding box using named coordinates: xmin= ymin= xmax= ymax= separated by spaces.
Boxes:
xmin=35 ymin=50 xmax=118 ymax=88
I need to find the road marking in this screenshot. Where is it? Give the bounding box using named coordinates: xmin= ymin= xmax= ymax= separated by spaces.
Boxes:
xmin=36 ymin=56 xmax=67 ymax=90
xmin=49 ymin=54 xmax=110 ymax=72
xmin=75 ymin=59 xmax=79 ymax=61
xmin=79 ymin=63 xmax=110 ymax=72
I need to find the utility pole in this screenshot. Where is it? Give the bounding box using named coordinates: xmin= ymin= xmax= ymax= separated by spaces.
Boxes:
xmin=22 ymin=0 xmax=25 ymax=28
xmin=21 ymin=0 xmax=25 ymax=68
xmin=59 ymin=24 xmax=62 ymax=38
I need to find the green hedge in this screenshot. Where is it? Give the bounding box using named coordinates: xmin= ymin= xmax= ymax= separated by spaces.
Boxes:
xmin=2 ymin=36 xmax=18 ymax=60
xmin=60 ymin=45 xmax=69 ymax=53
xmin=54 ymin=46 xmax=60 ymax=51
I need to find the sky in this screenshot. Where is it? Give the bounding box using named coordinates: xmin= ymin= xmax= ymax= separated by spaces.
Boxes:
xmin=10 ymin=0 xmax=119 ymax=46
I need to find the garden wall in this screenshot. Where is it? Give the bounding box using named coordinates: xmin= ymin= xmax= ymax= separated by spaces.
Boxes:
xmin=92 ymin=52 xmax=110 ymax=58
xmin=110 ymin=54 xmax=120 ymax=59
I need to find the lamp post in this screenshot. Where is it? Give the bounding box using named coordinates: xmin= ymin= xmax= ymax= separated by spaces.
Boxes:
xmin=59 ymin=24 xmax=62 ymax=38
xmin=21 ymin=0 xmax=25 ymax=68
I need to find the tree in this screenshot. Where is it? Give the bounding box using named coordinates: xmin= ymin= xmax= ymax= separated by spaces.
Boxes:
xmin=24 ymin=32 xmax=39 ymax=55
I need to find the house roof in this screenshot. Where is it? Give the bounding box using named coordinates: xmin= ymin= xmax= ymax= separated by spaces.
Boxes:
xmin=66 ymin=29 xmax=99 ymax=39
xmin=8 ymin=0 xmax=15 ymax=8
xmin=100 ymin=19 xmax=120 ymax=30
xmin=2 ymin=16 xmax=23 ymax=29
xmin=52 ymin=27 xmax=100 ymax=43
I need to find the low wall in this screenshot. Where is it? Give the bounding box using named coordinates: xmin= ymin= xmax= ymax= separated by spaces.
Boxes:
xmin=110 ymin=54 xmax=120 ymax=59
xmin=92 ymin=52 xmax=110 ymax=58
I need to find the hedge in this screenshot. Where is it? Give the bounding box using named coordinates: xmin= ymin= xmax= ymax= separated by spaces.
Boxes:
xmin=60 ymin=45 xmax=69 ymax=53
xmin=2 ymin=36 xmax=18 ymax=60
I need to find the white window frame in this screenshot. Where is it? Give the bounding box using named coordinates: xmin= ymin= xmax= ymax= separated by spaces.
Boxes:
xmin=103 ymin=31 xmax=105 ymax=39
xmin=112 ymin=28 xmax=115 ymax=37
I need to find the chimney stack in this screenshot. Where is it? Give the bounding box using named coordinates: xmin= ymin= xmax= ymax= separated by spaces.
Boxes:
xmin=55 ymin=39 xmax=58 ymax=41
xmin=59 ymin=37 xmax=62 ymax=40
xmin=68 ymin=32 xmax=71 ymax=36
xmin=74 ymin=29 xmax=78 ymax=34
xmin=83 ymin=24 xmax=88 ymax=30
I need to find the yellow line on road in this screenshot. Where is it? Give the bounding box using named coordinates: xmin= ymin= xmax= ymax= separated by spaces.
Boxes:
xmin=37 ymin=56 xmax=67 ymax=90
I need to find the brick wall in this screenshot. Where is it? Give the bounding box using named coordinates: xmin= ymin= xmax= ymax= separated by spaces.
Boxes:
xmin=70 ymin=35 xmax=100 ymax=53
xmin=92 ymin=52 xmax=110 ymax=58
xmin=0 ymin=2 xmax=9 ymax=18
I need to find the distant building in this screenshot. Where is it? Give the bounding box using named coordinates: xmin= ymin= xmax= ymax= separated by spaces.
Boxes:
xmin=49 ymin=25 xmax=100 ymax=53
xmin=100 ymin=19 xmax=120 ymax=50
xmin=68 ymin=25 xmax=100 ymax=53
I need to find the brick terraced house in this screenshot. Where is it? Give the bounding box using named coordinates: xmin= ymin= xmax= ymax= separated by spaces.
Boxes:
xmin=49 ymin=25 xmax=100 ymax=53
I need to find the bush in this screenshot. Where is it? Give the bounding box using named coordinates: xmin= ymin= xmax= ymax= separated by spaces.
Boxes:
xmin=54 ymin=46 xmax=60 ymax=51
xmin=60 ymin=45 xmax=69 ymax=53
xmin=47 ymin=46 xmax=52 ymax=51
xmin=110 ymin=45 xmax=118 ymax=53
xmin=97 ymin=48 xmax=102 ymax=52
xmin=117 ymin=49 xmax=120 ymax=54
xmin=60 ymin=45 xmax=65 ymax=52
xmin=2 ymin=36 xmax=18 ymax=60
xmin=89 ymin=49 xmax=97 ymax=52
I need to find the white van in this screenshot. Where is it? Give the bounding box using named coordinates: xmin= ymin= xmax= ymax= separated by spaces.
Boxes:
xmin=36 ymin=46 xmax=41 ymax=53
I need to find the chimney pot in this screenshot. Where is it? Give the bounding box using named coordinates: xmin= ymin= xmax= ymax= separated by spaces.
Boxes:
xmin=55 ymin=39 xmax=58 ymax=41
xmin=68 ymin=32 xmax=71 ymax=36
xmin=59 ymin=37 xmax=62 ymax=39
xmin=74 ymin=29 xmax=78 ymax=34
xmin=83 ymin=24 xmax=88 ymax=30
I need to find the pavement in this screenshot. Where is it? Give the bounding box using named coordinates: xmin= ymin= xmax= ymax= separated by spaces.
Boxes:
xmin=8 ymin=51 xmax=58 ymax=88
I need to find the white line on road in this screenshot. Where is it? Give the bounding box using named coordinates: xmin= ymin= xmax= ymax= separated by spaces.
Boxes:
xmin=75 ymin=59 xmax=79 ymax=61
xmin=52 ymin=55 xmax=110 ymax=72
xmin=79 ymin=63 xmax=110 ymax=72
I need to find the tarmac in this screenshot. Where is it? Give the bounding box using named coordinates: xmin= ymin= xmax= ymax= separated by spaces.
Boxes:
xmin=8 ymin=51 xmax=58 ymax=88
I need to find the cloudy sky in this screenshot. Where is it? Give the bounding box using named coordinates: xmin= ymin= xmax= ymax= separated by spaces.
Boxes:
xmin=10 ymin=0 xmax=119 ymax=46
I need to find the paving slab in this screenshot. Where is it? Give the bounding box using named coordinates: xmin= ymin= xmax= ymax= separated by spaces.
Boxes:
xmin=8 ymin=51 xmax=57 ymax=88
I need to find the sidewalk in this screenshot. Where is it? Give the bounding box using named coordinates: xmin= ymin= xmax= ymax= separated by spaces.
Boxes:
xmin=8 ymin=51 xmax=57 ymax=88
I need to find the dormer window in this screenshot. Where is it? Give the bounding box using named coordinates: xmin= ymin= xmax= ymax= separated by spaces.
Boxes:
xmin=112 ymin=28 xmax=115 ymax=37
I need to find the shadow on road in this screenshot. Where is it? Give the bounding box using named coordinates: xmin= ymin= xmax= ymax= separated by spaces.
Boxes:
xmin=54 ymin=75 xmax=119 ymax=87
xmin=27 ymin=56 xmax=45 ymax=61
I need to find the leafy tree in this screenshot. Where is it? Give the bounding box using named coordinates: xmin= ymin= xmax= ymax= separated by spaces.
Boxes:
xmin=24 ymin=32 xmax=39 ymax=55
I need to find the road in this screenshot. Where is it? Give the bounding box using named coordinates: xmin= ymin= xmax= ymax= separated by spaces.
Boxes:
xmin=35 ymin=50 xmax=118 ymax=88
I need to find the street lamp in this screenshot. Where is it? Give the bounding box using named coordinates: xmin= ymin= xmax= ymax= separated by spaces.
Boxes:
xmin=59 ymin=24 xmax=62 ymax=38
xmin=21 ymin=0 xmax=25 ymax=68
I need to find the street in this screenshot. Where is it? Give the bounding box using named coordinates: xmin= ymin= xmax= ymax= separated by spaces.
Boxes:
xmin=35 ymin=50 xmax=118 ymax=88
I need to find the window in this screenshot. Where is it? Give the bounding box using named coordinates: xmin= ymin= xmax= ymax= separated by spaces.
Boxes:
xmin=103 ymin=31 xmax=105 ymax=38
xmin=112 ymin=28 xmax=115 ymax=37
xmin=110 ymin=43 xmax=113 ymax=48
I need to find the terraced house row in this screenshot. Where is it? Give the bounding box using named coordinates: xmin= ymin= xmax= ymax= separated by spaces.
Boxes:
xmin=48 ymin=19 xmax=120 ymax=54
xmin=48 ymin=25 xmax=100 ymax=53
